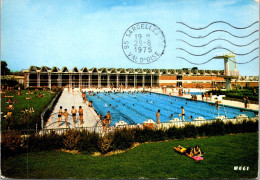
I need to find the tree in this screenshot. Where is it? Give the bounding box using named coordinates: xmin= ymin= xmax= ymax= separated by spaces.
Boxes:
xmin=1 ymin=61 xmax=10 ymax=75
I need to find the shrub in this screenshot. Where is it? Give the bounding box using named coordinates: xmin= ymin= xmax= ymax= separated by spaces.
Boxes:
xmin=166 ymin=126 xmax=185 ymax=139
xmin=26 ymin=131 xmax=64 ymax=152
xmin=183 ymin=125 xmax=198 ymax=138
xmin=151 ymin=129 xmax=168 ymax=141
xmin=111 ymin=128 xmax=134 ymax=150
xmin=242 ymin=120 xmax=258 ymax=133
xmin=1 ymin=130 xmax=22 ymax=159
xmin=200 ymin=120 xmax=225 ymax=136
xmin=98 ymin=135 xmax=113 ymax=154
xmin=63 ymin=129 xmax=81 ymax=150
xmin=78 ymin=130 xmax=100 ymax=153
xmin=223 ymin=121 xmax=239 ymax=134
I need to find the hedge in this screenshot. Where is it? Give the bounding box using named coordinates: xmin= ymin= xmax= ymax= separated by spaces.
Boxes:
xmin=1 ymin=120 xmax=258 ymax=159
xmin=208 ymin=89 xmax=259 ymax=101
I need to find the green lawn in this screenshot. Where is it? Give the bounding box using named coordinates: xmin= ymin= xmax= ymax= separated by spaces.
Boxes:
xmin=2 ymin=133 xmax=258 ymax=179
xmin=1 ymin=90 xmax=58 ymax=130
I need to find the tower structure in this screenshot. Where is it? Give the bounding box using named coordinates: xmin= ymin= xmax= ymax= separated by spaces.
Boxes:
xmin=213 ymin=52 xmax=239 ymax=90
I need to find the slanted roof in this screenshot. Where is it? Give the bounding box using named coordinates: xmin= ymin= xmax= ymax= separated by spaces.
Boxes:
xmin=51 ymin=66 xmax=60 ymax=72
xmin=61 ymin=66 xmax=69 ymax=72
xmin=72 ymin=67 xmax=79 ymax=72
xmin=81 ymin=67 xmax=89 ymax=73
xmin=29 ymin=66 xmax=40 ymax=72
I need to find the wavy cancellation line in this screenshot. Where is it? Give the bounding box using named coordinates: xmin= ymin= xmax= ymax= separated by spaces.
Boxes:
xmin=176 ymin=21 xmax=259 ymax=30
xmin=176 ymin=56 xmax=259 ymax=65
xmin=177 ymin=38 xmax=259 ymax=48
xmin=177 ymin=47 xmax=259 ymax=56
xmin=176 ymin=30 xmax=259 ymax=39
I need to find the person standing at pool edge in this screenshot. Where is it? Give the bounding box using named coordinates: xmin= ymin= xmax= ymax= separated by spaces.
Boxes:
xmin=179 ymin=106 xmax=185 ymax=122
xmin=78 ymin=106 xmax=83 ymax=126
xmin=71 ymin=106 xmax=77 ymax=125
xmin=156 ymin=110 xmax=160 ymax=124
xmin=63 ymin=109 xmax=69 ymax=127
xmin=58 ymin=106 xmax=63 ymax=127
xmin=105 ymin=111 xmax=112 ymax=128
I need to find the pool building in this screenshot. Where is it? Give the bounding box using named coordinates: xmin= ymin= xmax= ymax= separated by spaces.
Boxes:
xmin=22 ymin=66 xmax=259 ymax=89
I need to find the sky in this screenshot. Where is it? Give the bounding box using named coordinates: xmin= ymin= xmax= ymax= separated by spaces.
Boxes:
xmin=1 ymin=0 xmax=259 ymax=76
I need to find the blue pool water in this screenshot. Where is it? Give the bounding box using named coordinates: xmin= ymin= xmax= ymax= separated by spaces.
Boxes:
xmin=87 ymin=92 xmax=257 ymax=125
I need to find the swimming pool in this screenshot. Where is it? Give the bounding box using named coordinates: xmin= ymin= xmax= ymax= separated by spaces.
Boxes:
xmin=87 ymin=92 xmax=257 ymax=125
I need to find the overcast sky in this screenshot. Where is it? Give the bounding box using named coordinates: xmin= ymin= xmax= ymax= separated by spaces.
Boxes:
xmin=1 ymin=0 xmax=259 ymax=75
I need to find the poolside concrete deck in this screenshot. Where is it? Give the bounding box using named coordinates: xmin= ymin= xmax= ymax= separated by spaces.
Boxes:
xmin=151 ymin=88 xmax=259 ymax=111
xmin=45 ymin=88 xmax=101 ymax=129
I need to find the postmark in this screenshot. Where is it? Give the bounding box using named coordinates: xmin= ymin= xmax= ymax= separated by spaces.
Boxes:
xmin=122 ymin=22 xmax=166 ymax=64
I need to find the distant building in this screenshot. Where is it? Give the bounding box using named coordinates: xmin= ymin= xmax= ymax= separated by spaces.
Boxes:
xmin=1 ymin=75 xmax=24 ymax=85
xmin=22 ymin=66 xmax=258 ymax=89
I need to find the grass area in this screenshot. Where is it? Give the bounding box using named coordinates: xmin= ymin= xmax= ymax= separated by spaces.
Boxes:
xmin=1 ymin=89 xmax=58 ymax=130
xmin=2 ymin=133 xmax=258 ymax=179
xmin=209 ymin=89 xmax=259 ymax=102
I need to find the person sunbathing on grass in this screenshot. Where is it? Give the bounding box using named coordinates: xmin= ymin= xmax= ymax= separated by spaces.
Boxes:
xmin=173 ymin=145 xmax=187 ymax=154
xmin=193 ymin=145 xmax=203 ymax=156
xmin=185 ymin=147 xmax=195 ymax=157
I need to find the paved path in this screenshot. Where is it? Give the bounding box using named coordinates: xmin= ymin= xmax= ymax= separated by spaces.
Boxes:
xmin=45 ymin=88 xmax=101 ymax=129
xmin=152 ymin=88 xmax=259 ymax=111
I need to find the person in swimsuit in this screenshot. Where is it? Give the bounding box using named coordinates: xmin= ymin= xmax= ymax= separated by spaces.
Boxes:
xmin=82 ymin=92 xmax=86 ymax=100
xmin=174 ymin=145 xmax=187 ymax=154
xmin=105 ymin=111 xmax=112 ymax=128
xmin=63 ymin=109 xmax=69 ymax=127
xmin=185 ymin=147 xmax=194 ymax=157
xmin=71 ymin=106 xmax=77 ymax=125
xmin=58 ymin=106 xmax=63 ymax=127
xmin=78 ymin=106 xmax=83 ymax=126
xmin=193 ymin=145 xmax=203 ymax=156
xmin=179 ymin=106 xmax=185 ymax=122
xmin=102 ymin=116 xmax=108 ymax=133
xmin=156 ymin=110 xmax=160 ymax=124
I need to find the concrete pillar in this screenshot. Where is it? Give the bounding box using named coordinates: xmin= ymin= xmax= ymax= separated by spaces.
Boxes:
xmin=142 ymin=74 xmax=145 ymax=88
xmin=134 ymin=74 xmax=136 ymax=88
xmin=225 ymin=78 xmax=232 ymax=90
xmin=224 ymin=58 xmax=229 ymax=76
xmin=97 ymin=74 xmax=101 ymax=88
xmin=37 ymin=72 xmax=40 ymax=88
xmin=107 ymin=74 xmax=110 ymax=87
xmin=69 ymin=73 xmax=72 ymax=88
xmin=125 ymin=74 xmax=128 ymax=88
xmin=48 ymin=73 xmax=51 ymax=89
xmin=58 ymin=73 xmax=62 ymax=88
xmin=26 ymin=72 xmax=30 ymax=88
xmin=116 ymin=74 xmax=119 ymax=88
xmin=79 ymin=73 xmax=82 ymax=89
xmin=151 ymin=74 xmax=153 ymax=87
xmin=88 ymin=74 xmax=91 ymax=88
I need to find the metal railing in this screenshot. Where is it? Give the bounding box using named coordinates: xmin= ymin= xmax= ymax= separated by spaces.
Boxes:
xmin=40 ymin=89 xmax=62 ymax=130
xmin=39 ymin=117 xmax=257 ymax=135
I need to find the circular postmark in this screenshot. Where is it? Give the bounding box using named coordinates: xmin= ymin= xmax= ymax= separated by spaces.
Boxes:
xmin=122 ymin=22 xmax=166 ymax=64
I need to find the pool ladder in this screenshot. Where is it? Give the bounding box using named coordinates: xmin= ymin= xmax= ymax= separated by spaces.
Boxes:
xmin=212 ymin=104 xmax=227 ymax=119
